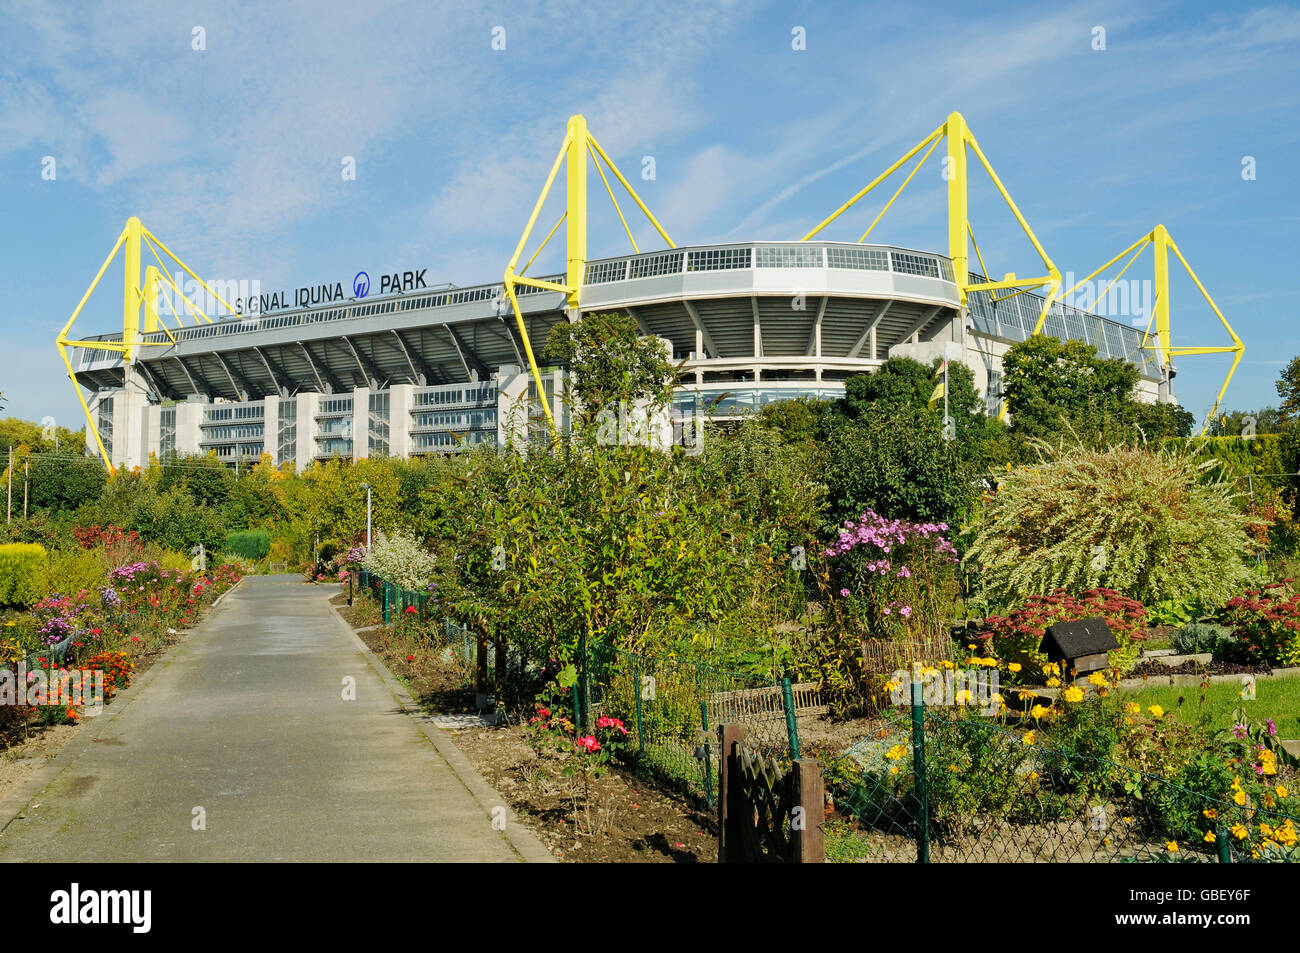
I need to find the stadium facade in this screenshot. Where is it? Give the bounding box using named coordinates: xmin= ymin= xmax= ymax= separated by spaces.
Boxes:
xmin=60 ymin=113 xmax=1234 ymax=470
xmin=69 ymin=241 xmax=1166 ymax=469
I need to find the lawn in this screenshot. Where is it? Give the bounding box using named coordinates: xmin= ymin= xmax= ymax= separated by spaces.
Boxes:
xmin=1125 ymin=676 xmax=1300 ymax=738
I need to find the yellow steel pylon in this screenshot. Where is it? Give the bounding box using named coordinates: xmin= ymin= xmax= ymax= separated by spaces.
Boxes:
xmin=503 ymin=114 xmax=674 ymax=437
xmin=1059 ymin=224 xmax=1244 ymax=434
xmin=56 ymin=216 xmax=241 ymax=466
xmin=804 ymin=111 xmax=1062 ymax=317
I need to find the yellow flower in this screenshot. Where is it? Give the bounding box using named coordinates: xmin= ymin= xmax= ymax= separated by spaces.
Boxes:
xmin=1062 ymin=685 xmax=1086 ymax=703
xmin=1233 ymin=789 xmax=1248 ymax=806
xmin=1030 ymin=704 xmax=1051 ymax=720
xmin=1277 ymin=820 xmax=1298 ymax=847
xmin=1277 ymin=785 xmax=1289 ymax=799
xmin=882 ymin=679 xmax=902 ymax=694
xmin=1166 ymin=841 xmax=1179 ymax=852
xmin=1016 ymin=689 xmax=1038 ymax=701
xmin=1148 ymin=705 xmax=1164 ymax=719
xmin=1232 ymin=824 xmax=1249 ymax=840
xmin=956 ymin=689 xmax=972 ymax=704
xmin=1046 ymin=678 xmax=1061 ymax=688
xmin=967 ymin=644 xmax=976 ymax=651
xmin=889 ymin=766 xmax=899 ymax=775
xmin=940 ymin=660 xmax=954 ymax=670
xmin=885 ymin=744 xmax=907 ymax=760
xmin=1008 ymin=662 xmax=1022 ymax=673
xmin=1203 ymin=830 xmax=1217 ymax=843
xmin=1203 ymin=808 xmax=1219 ymax=820
xmin=1124 ymin=702 xmax=1141 ymax=715
xmin=1088 ymin=671 xmax=1109 ymax=688
xmin=1022 ymin=731 xmax=1036 ymax=746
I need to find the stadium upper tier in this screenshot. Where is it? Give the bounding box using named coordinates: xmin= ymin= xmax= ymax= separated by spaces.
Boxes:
xmin=68 ymin=240 xmax=1162 ymax=406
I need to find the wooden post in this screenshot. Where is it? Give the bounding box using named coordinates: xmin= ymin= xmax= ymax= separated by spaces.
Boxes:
xmin=717 ymin=722 xmax=747 ymax=863
xmin=791 ymin=758 xmax=825 ymax=863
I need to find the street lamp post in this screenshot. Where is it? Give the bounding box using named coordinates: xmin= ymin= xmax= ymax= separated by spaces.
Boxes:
xmin=360 ymin=482 xmax=372 ymax=551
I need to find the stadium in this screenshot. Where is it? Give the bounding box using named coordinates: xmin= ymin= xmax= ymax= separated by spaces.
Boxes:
xmin=57 ymin=112 xmax=1241 ymax=469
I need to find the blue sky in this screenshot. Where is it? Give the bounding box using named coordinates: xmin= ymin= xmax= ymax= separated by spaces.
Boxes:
xmin=1 ymin=0 xmax=1297 ymax=431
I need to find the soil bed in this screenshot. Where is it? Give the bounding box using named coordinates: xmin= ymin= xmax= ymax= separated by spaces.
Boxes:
xmin=1128 ymin=658 xmax=1271 ymax=678
xmin=331 ymin=590 xmax=716 ymax=862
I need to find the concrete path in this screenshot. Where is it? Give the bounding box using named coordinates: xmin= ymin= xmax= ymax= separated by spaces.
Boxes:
xmin=0 ymin=575 xmax=547 ymax=862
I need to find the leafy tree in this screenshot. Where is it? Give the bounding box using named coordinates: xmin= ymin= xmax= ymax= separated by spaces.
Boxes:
xmin=542 ymin=311 xmax=678 ymax=427
xmin=0 ymin=417 xmax=82 ymax=455
xmin=1210 ymin=406 xmax=1290 ymax=438
xmin=159 ymin=453 xmax=236 ymax=509
xmin=1278 ymin=356 xmax=1300 ymax=423
xmin=1001 ymin=336 xmax=1137 ymax=440
xmin=754 ymin=396 xmax=837 ymax=449
xmin=28 ymin=454 xmax=107 ymax=516
xmin=822 ymin=404 xmax=974 ymax=528
xmin=841 ymin=356 xmax=982 ymax=424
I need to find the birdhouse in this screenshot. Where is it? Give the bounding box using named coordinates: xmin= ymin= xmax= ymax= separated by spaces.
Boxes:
xmin=1040 ymin=617 xmax=1118 ymax=677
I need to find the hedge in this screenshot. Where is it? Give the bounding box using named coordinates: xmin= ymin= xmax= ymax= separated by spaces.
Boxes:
xmin=0 ymin=542 xmax=48 ymax=606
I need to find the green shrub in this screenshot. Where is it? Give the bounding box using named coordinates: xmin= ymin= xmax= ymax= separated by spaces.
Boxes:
xmin=0 ymin=543 xmax=48 ymax=606
xmin=1173 ymin=622 xmax=1233 ymax=656
xmin=38 ymin=548 xmax=106 ymax=601
xmin=225 ymin=529 xmax=270 ymax=561
xmin=965 ymin=442 xmax=1254 ymax=609
xmin=822 ymin=405 xmax=974 ymax=527
xmin=361 ymin=529 xmax=439 ymax=592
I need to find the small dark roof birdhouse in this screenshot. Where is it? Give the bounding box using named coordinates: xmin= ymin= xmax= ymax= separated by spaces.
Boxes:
xmin=1040 ymin=617 xmax=1119 ymax=676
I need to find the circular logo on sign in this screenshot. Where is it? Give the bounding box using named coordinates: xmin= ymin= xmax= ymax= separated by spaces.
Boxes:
xmin=353 ymin=271 xmax=370 ymax=298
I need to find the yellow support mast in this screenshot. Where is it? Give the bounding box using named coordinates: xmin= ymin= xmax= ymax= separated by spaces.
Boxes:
xmin=1060 ymin=224 xmax=1244 ymax=434
xmin=805 ymin=111 xmax=1061 ymax=318
xmin=503 ymin=114 xmax=675 ymax=438
xmin=57 ymin=217 xmax=243 ymax=467
xmin=805 ymin=111 xmax=1062 ymax=420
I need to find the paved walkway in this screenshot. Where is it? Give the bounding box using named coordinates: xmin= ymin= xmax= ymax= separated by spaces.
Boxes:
xmin=0 ymin=575 xmax=545 ymax=862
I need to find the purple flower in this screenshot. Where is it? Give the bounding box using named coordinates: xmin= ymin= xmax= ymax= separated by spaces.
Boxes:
xmin=1267 ymin=718 xmax=1277 ymax=737
xmin=1232 ymin=724 xmax=1249 ymax=739
xmin=839 ymin=588 xmax=850 ymax=597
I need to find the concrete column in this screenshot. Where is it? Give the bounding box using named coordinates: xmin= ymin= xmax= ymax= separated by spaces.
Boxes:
xmin=351 ymin=386 xmax=369 ymax=461
xmin=296 ymin=392 xmax=317 ymax=470
xmin=495 ymin=365 xmax=528 ymax=449
xmin=174 ymin=400 xmax=203 ymax=456
xmin=144 ymin=405 xmax=162 ymax=463
xmin=389 ymin=384 xmax=414 ymax=458
xmin=261 ymin=394 xmax=279 ymax=464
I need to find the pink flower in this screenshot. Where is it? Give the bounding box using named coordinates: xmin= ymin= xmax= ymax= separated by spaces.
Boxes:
xmin=575 ymin=736 xmax=602 ymax=754
xmin=883 ymin=607 xmax=891 ymax=616
xmin=839 ymin=588 xmax=850 ymax=597
xmin=900 ymin=606 xmax=912 ymax=618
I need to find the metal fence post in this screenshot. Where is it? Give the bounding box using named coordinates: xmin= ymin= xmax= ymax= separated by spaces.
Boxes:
xmin=1217 ymin=827 xmax=1232 ymax=863
xmin=382 ymin=581 xmax=390 ymax=625
xmin=578 ymin=623 xmax=591 ymax=734
xmin=781 ymin=677 xmax=801 ymax=759
xmin=633 ymin=659 xmax=646 ymax=761
xmin=911 ymin=677 xmax=930 ymax=864
xmin=700 ymin=699 xmax=715 ymax=810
